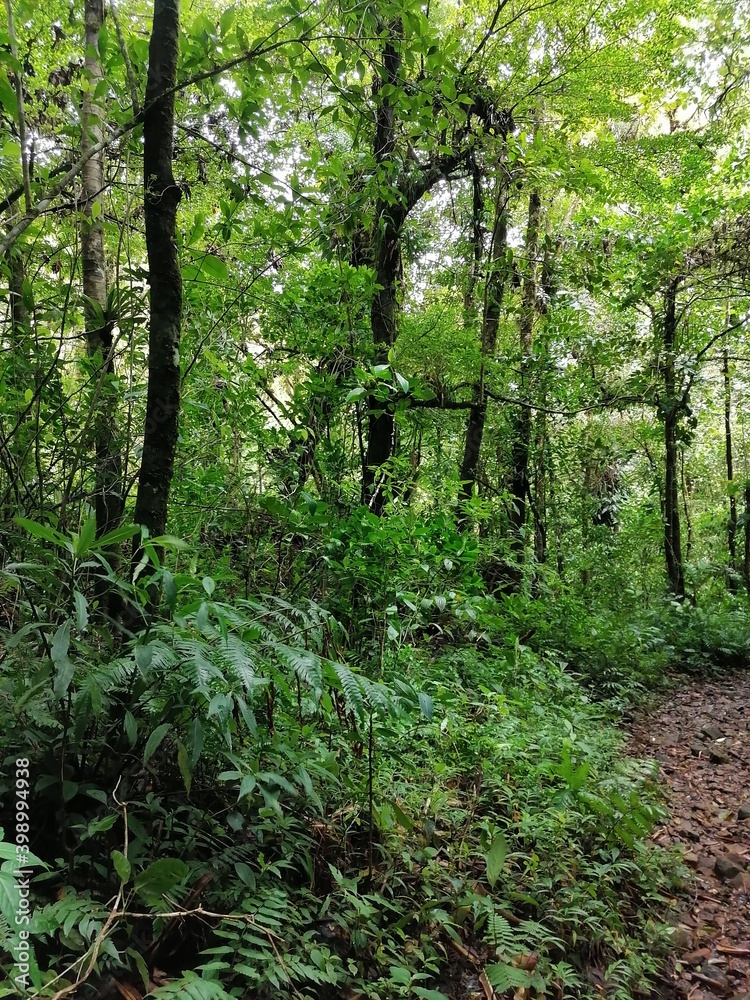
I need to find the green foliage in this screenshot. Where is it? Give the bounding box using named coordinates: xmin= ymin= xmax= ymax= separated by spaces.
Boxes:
xmin=3 ymin=0 xmax=750 ymax=995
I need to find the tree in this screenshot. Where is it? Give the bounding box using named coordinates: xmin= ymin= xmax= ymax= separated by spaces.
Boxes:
xmin=131 ymin=0 xmax=182 ymax=583
xmin=81 ymin=0 xmax=124 ymax=551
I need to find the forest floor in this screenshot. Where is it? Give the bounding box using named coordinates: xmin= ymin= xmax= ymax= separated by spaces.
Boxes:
xmin=626 ymin=672 xmax=750 ymax=1000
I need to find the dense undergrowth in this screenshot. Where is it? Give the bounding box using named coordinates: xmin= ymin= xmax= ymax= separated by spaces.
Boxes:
xmin=2 ymin=507 xmax=748 ymax=999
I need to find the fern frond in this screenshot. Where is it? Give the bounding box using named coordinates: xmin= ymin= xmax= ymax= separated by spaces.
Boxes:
xmin=331 ymin=663 xmax=366 ymax=719
xmin=273 ymin=642 xmax=323 ymax=695
xmin=220 ymin=634 xmax=259 ymax=692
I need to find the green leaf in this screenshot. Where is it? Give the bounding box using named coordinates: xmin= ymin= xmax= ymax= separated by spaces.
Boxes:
xmin=345 ymin=386 xmax=366 ymax=402
xmin=485 ymin=833 xmax=507 ymax=888
xmin=96 ymin=523 xmax=140 ymax=547
xmin=73 ymin=590 xmax=88 ymax=632
xmin=389 ymin=966 xmax=411 ymax=985
xmin=143 ymin=723 xmax=171 ymax=765
xmin=177 ymin=739 xmax=192 ymax=796
xmin=124 ymin=710 xmax=138 ymax=746
xmin=75 ymin=515 xmax=97 ymax=556
xmin=440 ymin=77 xmax=456 ymax=101
xmin=51 ymin=621 xmax=70 ymax=662
xmin=133 ymin=858 xmax=189 ymax=904
xmin=0 ymin=843 xmax=43 ymax=867
xmin=0 ymin=72 xmax=16 ymax=119
xmin=0 ymin=869 xmax=19 ymax=924
xmin=239 ymin=774 xmax=256 ymax=799
xmin=112 ymin=850 xmax=131 ymax=884
xmin=234 ymin=861 xmax=255 ymax=887
xmin=163 ymin=569 xmax=177 ymax=612
xmin=51 ymin=623 xmax=75 ymax=699
xmin=219 ymin=6 xmax=234 ymax=34
xmin=202 ymin=576 xmax=215 ymax=597
xmin=392 ymin=801 xmax=413 ymax=831
xmin=15 ymin=517 xmax=65 ymax=546
xmin=149 ymin=534 xmax=189 ymax=550
xmin=197 ymin=254 xmax=229 ymax=282
xmin=418 ymin=691 xmax=433 ymax=720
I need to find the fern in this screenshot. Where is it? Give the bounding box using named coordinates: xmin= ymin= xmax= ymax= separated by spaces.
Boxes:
xmin=174 ymin=636 xmax=222 ymax=693
xmin=220 ymin=634 xmax=258 ymax=692
xmin=273 ymin=642 xmax=323 ymax=694
xmin=484 ymin=963 xmax=533 ymax=993
xmin=359 ymin=675 xmax=395 ymax=716
xmin=151 ymin=972 xmax=234 ymax=1000
xmin=330 ymin=662 xmax=366 ymax=718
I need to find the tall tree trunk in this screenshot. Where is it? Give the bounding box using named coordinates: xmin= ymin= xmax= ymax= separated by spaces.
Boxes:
xmin=722 ymin=345 xmax=737 ymax=590
xmin=662 ymin=279 xmax=685 ymax=599
xmin=82 ymin=0 xmax=124 ymax=543
xmin=1 ymin=243 xmax=30 ymax=520
xmin=681 ymin=451 xmax=693 ymax=560
xmin=132 ymin=0 xmax=182 ymax=578
xmin=507 ymin=189 xmax=541 ymax=582
xmin=533 ymin=408 xmax=547 ymax=565
xmin=459 ymin=171 xmax=509 ymax=505
xmin=744 ymin=481 xmax=750 ymax=593
xmin=363 ymin=21 xmax=403 ymax=513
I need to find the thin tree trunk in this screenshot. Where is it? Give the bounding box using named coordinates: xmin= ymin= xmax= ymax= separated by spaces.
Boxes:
xmin=548 ymin=440 xmax=563 ymax=576
xmin=462 ymin=161 xmax=483 ymax=325
xmin=533 ymin=408 xmax=547 ymax=565
xmin=131 ymin=0 xmax=182 ymax=580
xmin=662 ymin=279 xmax=685 ymax=599
xmin=363 ymin=21 xmax=403 ymax=513
xmin=680 ymin=451 xmax=692 ymax=560
xmin=459 ymin=172 xmax=509 ymax=505
xmin=723 ymin=345 xmax=737 ymax=590
xmin=507 ymin=189 xmax=542 ymax=583
xmin=744 ymin=481 xmax=750 ymax=593
xmin=82 ymin=0 xmax=124 ymax=546
xmin=1 ymin=241 xmax=30 ymax=522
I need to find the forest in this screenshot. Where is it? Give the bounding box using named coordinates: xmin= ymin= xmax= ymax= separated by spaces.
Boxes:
xmin=1 ymin=0 xmax=750 ymax=995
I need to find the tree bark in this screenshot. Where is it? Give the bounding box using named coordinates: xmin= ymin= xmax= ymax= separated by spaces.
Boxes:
xmin=82 ymin=0 xmax=124 ymax=543
xmin=459 ymin=171 xmax=509 ymax=505
xmin=533 ymin=408 xmax=547 ymax=565
xmin=507 ymin=189 xmax=542 ymax=582
xmin=363 ymin=21 xmax=403 ymax=513
xmin=132 ymin=0 xmax=182 ymax=576
xmin=744 ymin=481 xmax=750 ymax=593
xmin=722 ymin=345 xmax=737 ymax=590
xmin=662 ymin=279 xmax=685 ymax=599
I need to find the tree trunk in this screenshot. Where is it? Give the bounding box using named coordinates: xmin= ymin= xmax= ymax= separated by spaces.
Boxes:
xmin=363 ymin=22 xmax=403 ymax=513
xmin=1 ymin=242 xmax=30 ymax=520
xmin=533 ymin=409 xmax=547 ymax=565
xmin=507 ymin=189 xmax=541 ymax=581
xmin=132 ymin=0 xmax=182 ymax=577
xmin=662 ymin=279 xmax=685 ymax=599
xmin=722 ymin=345 xmax=737 ymax=590
xmin=744 ymin=481 xmax=750 ymax=593
xmin=82 ymin=0 xmax=124 ymax=545
xmin=459 ymin=172 xmax=509 ymax=505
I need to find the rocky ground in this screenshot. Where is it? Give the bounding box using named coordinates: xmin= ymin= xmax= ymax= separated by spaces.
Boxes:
xmin=626 ymin=672 xmax=750 ymax=999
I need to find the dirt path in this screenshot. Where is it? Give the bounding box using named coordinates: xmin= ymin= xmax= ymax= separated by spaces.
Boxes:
xmin=626 ymin=673 xmax=750 ymax=999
